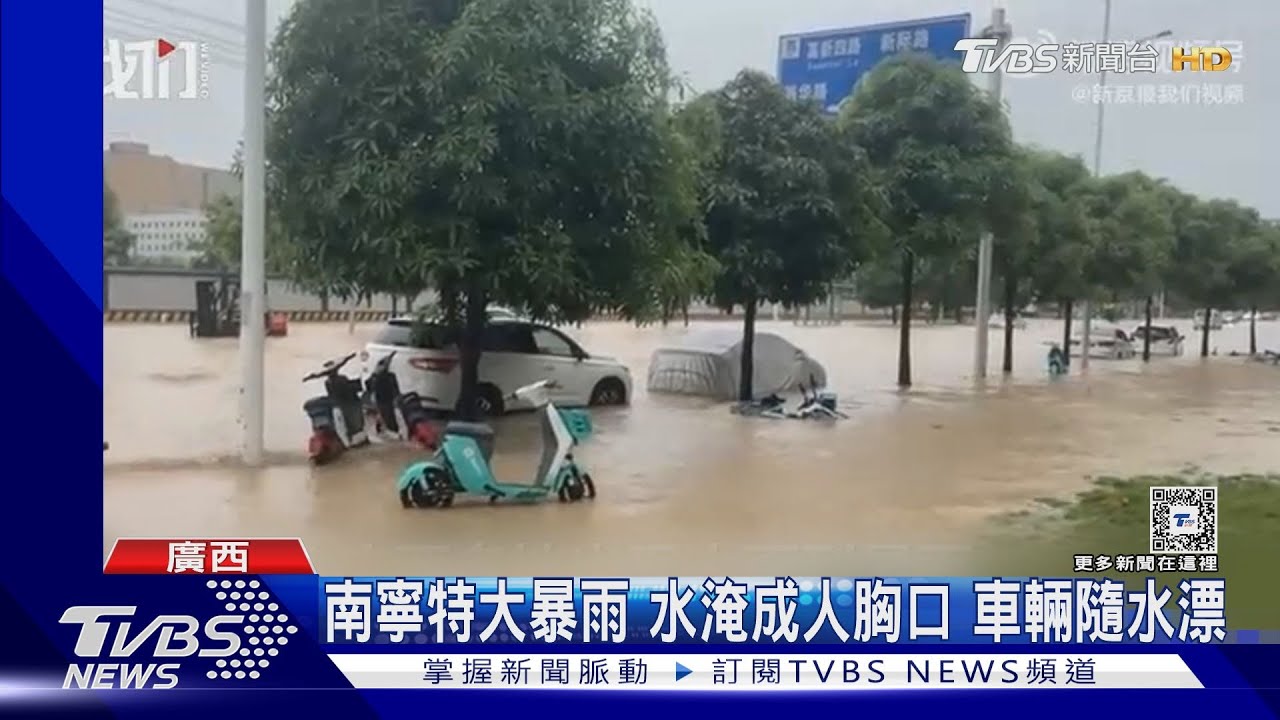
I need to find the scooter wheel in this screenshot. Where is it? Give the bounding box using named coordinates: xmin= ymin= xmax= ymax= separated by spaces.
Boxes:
xmin=582 ymin=473 xmax=596 ymax=499
xmin=422 ymin=467 xmax=455 ymax=509
xmin=560 ymin=478 xmax=586 ymax=503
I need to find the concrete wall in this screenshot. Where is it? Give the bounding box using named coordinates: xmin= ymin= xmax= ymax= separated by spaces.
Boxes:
xmin=103 ymin=269 xmax=875 ymax=319
xmin=104 ymin=269 xmax=432 ymax=313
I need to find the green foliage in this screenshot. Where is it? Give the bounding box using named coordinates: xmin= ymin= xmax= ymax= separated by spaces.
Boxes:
xmin=839 ymin=53 xmax=1012 ymax=384
xmin=1021 ymin=150 xmax=1095 ymax=303
xmin=697 ymin=70 xmax=876 ymax=313
xmin=103 ymin=181 xmax=134 ymax=266
xmin=253 ymin=1 xmax=1280 ymax=395
xmin=840 ymin=54 xmax=1012 ymax=258
xmin=1077 ymin=171 xmax=1176 ymax=299
xmin=1227 ymin=221 xmax=1280 ymax=310
xmin=1165 ymin=194 xmax=1260 ymax=309
xmin=191 ymin=193 xmax=293 ymax=276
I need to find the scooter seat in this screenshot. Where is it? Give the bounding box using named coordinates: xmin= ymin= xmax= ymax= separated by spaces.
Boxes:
xmin=445 ymin=420 xmax=494 ymax=436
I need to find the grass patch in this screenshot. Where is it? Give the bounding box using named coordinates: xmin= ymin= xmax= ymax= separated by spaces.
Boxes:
xmin=980 ymin=471 xmax=1280 ymax=629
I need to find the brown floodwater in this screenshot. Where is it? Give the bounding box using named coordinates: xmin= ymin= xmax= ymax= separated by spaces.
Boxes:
xmin=104 ymin=317 xmax=1280 ymax=576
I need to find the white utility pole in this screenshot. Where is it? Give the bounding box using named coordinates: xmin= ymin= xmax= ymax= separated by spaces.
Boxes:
xmin=1080 ymin=0 xmax=1114 ymax=371
xmin=239 ymin=0 xmax=267 ymax=465
xmin=973 ymin=5 xmax=1011 ymax=381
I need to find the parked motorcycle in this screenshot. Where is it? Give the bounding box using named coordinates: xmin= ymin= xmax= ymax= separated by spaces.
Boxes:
xmin=363 ymin=352 xmax=441 ymax=449
xmin=302 ymin=352 xmax=369 ymax=464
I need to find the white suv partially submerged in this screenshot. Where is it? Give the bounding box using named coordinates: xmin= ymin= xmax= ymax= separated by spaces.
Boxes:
xmin=362 ymin=317 xmax=632 ymax=416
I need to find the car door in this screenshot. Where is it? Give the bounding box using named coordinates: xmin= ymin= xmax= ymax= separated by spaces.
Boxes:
xmin=477 ymin=322 xmax=543 ymax=403
xmin=529 ymin=325 xmax=586 ymax=405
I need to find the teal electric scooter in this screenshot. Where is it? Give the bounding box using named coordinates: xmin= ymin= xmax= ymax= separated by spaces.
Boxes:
xmin=396 ymin=380 xmax=597 ymax=508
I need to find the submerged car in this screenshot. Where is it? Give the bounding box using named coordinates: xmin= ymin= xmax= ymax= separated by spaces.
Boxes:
xmin=362 ymin=317 xmax=631 ymax=416
xmin=646 ymin=329 xmax=827 ymax=401
xmin=1193 ymin=309 xmax=1226 ymax=330
xmin=1069 ymin=324 xmax=1136 ymax=360
xmin=1130 ymin=325 xmax=1185 ymax=356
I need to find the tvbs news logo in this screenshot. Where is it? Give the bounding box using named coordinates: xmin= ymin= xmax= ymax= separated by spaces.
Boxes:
xmin=60 ymin=579 xmax=297 ymax=689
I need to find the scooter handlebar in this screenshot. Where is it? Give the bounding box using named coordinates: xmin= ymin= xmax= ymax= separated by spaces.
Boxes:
xmin=303 ymin=352 xmax=358 ymax=381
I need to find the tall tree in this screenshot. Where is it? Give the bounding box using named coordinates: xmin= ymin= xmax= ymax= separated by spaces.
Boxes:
xmin=103 ymin=180 xmax=134 ymax=266
xmin=695 ymin=70 xmax=880 ymax=400
xmin=987 ymin=147 xmax=1037 ymax=374
xmin=1077 ymin=171 xmax=1175 ymax=360
xmin=840 ymin=54 xmax=1013 ymax=386
xmin=268 ymin=0 xmax=702 ymax=418
xmin=1227 ymin=221 xmax=1280 ymax=355
xmin=1023 ymin=150 xmax=1095 ymax=363
xmin=1165 ymin=196 xmax=1259 ymax=357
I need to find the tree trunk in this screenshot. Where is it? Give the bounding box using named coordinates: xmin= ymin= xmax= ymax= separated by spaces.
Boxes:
xmin=1198 ymin=304 xmax=1208 ymax=356
xmin=1061 ymin=299 xmax=1074 ymax=368
xmin=682 ymin=302 xmax=689 ymax=327
xmin=391 ymin=296 xmax=399 ymax=315
xmin=738 ymin=295 xmax=758 ymax=402
xmin=890 ymin=305 xmax=898 ymax=326
xmin=897 ymin=251 xmax=914 ymax=388
xmin=1142 ymin=295 xmax=1153 ymax=362
xmin=439 ymin=277 xmax=460 ymax=329
xmin=1249 ymin=306 xmax=1258 ymax=355
xmin=1002 ymin=273 xmax=1016 ymax=375
xmin=455 ymin=280 xmax=488 ymax=420
xmin=320 ymin=290 xmax=330 ymax=313
xmin=1200 ymin=306 xmax=1212 ymax=357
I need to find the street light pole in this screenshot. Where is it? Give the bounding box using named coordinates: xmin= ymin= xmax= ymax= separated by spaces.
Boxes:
xmin=1081 ymin=1 xmax=1172 ymax=372
xmin=1080 ymin=0 xmax=1115 ymax=371
xmin=973 ymin=5 xmax=1011 ymax=382
xmin=240 ymin=0 xmax=267 ymax=466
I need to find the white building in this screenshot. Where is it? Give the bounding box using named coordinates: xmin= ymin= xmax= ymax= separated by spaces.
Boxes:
xmin=125 ymin=211 xmax=207 ymax=262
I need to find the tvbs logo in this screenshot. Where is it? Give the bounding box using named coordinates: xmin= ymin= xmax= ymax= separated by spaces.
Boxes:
xmin=1172 ymin=47 xmax=1232 ymax=72
xmin=1169 ymin=505 xmax=1201 ymax=533
xmin=954 ymin=39 xmax=1058 ymax=74
xmin=60 ymin=606 xmax=242 ymax=689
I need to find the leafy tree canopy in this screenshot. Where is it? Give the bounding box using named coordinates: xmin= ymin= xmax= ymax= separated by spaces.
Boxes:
xmin=698 ymin=70 xmax=880 ymax=313
xmin=1078 ymin=171 xmax=1176 ymax=299
xmin=839 ymin=54 xmax=1013 ymax=257
xmin=267 ymin=0 xmax=696 ymax=323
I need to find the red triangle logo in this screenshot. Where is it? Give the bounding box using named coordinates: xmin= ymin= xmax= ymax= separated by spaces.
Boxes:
xmin=157 ymin=38 xmax=176 ymax=59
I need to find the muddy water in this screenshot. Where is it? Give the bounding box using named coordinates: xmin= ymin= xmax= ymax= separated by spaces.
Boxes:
xmin=105 ymin=318 xmax=1280 ymax=576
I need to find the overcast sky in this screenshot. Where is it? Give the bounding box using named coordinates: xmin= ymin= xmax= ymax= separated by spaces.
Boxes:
xmin=104 ymin=0 xmax=1277 ymax=216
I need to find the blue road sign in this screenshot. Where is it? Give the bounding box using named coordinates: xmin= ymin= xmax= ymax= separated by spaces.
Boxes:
xmin=777 ymin=14 xmax=972 ymax=114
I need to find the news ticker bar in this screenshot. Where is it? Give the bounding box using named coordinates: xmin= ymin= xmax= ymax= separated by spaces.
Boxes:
xmin=327 ymin=653 xmax=1202 ymax=690
xmin=319 ymin=575 xmax=1228 ymax=645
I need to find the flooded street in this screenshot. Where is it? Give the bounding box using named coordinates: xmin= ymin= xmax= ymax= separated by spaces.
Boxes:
xmin=105 ymin=318 xmax=1280 ymax=576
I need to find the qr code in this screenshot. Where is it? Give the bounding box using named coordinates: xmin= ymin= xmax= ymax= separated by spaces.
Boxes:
xmin=1149 ymin=486 xmax=1218 ymax=554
